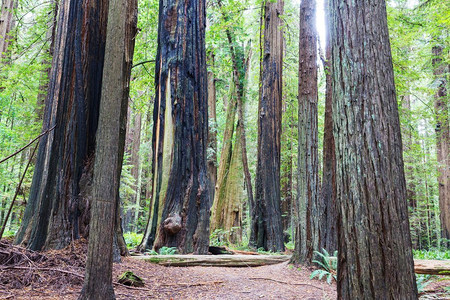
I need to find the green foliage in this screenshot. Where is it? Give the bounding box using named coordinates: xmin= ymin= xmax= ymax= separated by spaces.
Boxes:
xmin=210 ymin=229 xmax=230 ymax=247
xmin=416 ymin=275 xmax=432 ymax=294
xmin=310 ymin=249 xmax=338 ymax=285
xmin=158 ymin=247 xmax=177 ymax=255
xmin=413 ymin=249 xmax=450 ymax=260
xmin=123 ymin=232 xmax=143 ymax=249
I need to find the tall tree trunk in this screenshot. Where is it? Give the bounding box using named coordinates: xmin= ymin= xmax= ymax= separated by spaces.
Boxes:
xmin=36 ymin=0 xmax=59 ymax=120
xmin=147 ymin=0 xmax=210 ymax=254
xmin=253 ymin=0 xmax=284 ymax=252
xmin=211 ymin=116 xmax=244 ymax=244
xmin=318 ymin=0 xmax=337 ymax=254
xmin=210 ymin=82 xmax=238 ymax=236
xmin=207 ymin=52 xmax=217 ymax=207
xmin=330 ymin=0 xmax=418 ymax=298
xmin=293 ymin=0 xmax=319 ymax=265
xmin=15 ymin=0 xmax=109 ymax=250
xmin=79 ymin=0 xmax=136 ymax=295
xmin=432 ymin=45 xmax=449 ymax=249
xmin=15 ymin=0 xmax=137 ymax=253
xmin=280 ymin=100 xmax=293 ymax=234
xmin=0 ymin=0 xmax=17 ymax=63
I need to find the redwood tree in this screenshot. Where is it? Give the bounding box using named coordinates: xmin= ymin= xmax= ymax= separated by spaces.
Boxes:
xmin=293 ymin=0 xmax=318 ymax=265
xmin=15 ymin=0 xmax=136 ymax=254
xmin=253 ymin=0 xmax=284 ymax=252
xmin=432 ymin=45 xmax=449 ymax=249
xmin=79 ymin=0 xmax=137 ymax=296
xmin=140 ymin=0 xmax=210 ymax=254
xmin=318 ymin=0 xmax=337 ymax=253
xmin=330 ymin=0 xmax=418 ymax=298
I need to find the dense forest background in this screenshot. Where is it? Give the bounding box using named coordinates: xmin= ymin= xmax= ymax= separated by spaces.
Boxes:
xmin=0 ymin=0 xmax=448 ymax=253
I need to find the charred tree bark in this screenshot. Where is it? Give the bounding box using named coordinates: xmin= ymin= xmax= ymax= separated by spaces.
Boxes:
xmin=143 ymin=0 xmax=210 ymax=254
xmin=330 ymin=0 xmax=418 ymax=298
xmin=432 ymin=45 xmax=449 ymax=249
xmin=15 ymin=0 xmax=137 ymax=252
xmin=253 ymin=0 xmax=284 ymax=252
xmin=293 ymin=0 xmax=319 ymax=265
xmin=79 ymin=0 xmax=136 ymax=296
xmin=318 ymin=0 xmax=337 ymax=254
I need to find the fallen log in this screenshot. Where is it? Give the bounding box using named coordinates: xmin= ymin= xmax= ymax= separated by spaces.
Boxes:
xmin=327 ymin=257 xmax=450 ymax=276
xmin=137 ymin=254 xmax=291 ymax=267
xmin=414 ymin=259 xmax=450 ymax=275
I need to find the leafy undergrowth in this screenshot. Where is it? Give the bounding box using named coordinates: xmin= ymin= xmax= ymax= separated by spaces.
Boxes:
xmin=413 ymin=249 xmax=450 ymax=260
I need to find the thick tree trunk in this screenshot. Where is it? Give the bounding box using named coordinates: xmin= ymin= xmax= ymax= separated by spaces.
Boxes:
xmin=210 ymin=113 xmax=244 ymax=244
xmin=432 ymin=45 xmax=449 ymax=249
xmin=15 ymin=0 xmax=109 ymax=250
xmin=293 ymin=0 xmax=319 ymax=265
xmin=253 ymin=0 xmax=284 ymax=252
xmin=329 ymin=0 xmax=418 ymax=298
xmin=147 ymin=0 xmax=210 ymax=254
xmin=318 ymin=0 xmax=337 ymax=254
xmin=79 ymin=0 xmax=136 ymax=296
xmin=207 ymin=53 xmax=217 ymax=207
xmin=0 ymin=0 xmax=17 ymax=63
xmin=15 ymin=0 xmax=137 ymax=253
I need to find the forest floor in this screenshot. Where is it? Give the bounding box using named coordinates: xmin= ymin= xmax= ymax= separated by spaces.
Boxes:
xmin=0 ymin=238 xmax=449 ymax=299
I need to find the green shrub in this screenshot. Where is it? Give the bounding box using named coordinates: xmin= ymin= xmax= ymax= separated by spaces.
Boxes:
xmin=123 ymin=232 xmax=143 ymax=249
xmin=310 ymin=248 xmax=338 ymax=284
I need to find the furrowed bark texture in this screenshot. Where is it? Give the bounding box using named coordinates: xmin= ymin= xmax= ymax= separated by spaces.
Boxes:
xmin=254 ymin=0 xmax=284 ymax=252
xmin=318 ymin=0 xmax=337 ymax=253
xmin=330 ymin=0 xmax=418 ymax=298
xmin=293 ymin=0 xmax=319 ymax=265
xmin=15 ymin=0 xmax=109 ymax=250
xmin=79 ymin=0 xmax=125 ymax=298
xmin=148 ymin=0 xmax=210 ymax=254
xmin=0 ymin=0 xmax=17 ymax=62
xmin=15 ymin=0 xmax=137 ymax=253
xmin=432 ymin=46 xmax=449 ymax=249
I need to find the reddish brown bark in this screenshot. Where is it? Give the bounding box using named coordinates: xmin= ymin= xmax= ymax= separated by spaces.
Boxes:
xmin=330 ymin=0 xmax=418 ymax=297
xmin=253 ymin=0 xmax=284 ymax=252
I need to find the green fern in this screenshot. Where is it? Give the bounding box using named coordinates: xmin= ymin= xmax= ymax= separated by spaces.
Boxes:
xmin=159 ymin=246 xmax=177 ymax=255
xmin=310 ymin=248 xmax=337 ymax=284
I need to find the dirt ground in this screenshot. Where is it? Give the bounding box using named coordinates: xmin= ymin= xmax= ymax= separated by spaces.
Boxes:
xmin=0 ymin=239 xmax=448 ymax=299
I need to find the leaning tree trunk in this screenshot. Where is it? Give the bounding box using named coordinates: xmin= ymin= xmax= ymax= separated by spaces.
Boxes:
xmin=79 ymin=0 xmax=137 ymax=295
xmin=253 ymin=0 xmax=285 ymax=252
xmin=329 ymin=0 xmax=418 ymax=298
xmin=432 ymin=45 xmax=449 ymax=249
xmin=318 ymin=0 xmax=337 ymax=254
xmin=147 ymin=0 xmax=210 ymax=254
xmin=293 ymin=0 xmax=319 ymax=265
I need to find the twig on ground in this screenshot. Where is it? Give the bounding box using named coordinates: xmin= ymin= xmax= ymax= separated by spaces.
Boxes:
xmin=249 ymin=277 xmax=323 ymax=290
xmin=0 ymin=266 xmax=84 ymax=278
